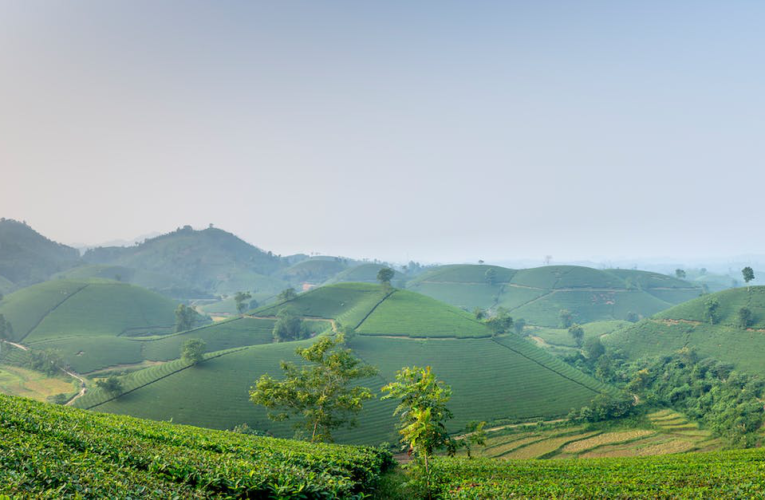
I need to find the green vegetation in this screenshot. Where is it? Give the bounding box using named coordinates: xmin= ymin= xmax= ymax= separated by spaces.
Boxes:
xmin=251 ymin=334 xmax=377 ymax=442
xmin=408 ymin=264 xmax=701 ymax=327
xmin=426 ymin=448 xmax=765 ymax=498
xmin=0 ymin=393 xmax=393 ymax=498
xmin=180 ymin=338 xmax=206 ymax=364
xmin=272 ymin=308 xmax=310 ymax=342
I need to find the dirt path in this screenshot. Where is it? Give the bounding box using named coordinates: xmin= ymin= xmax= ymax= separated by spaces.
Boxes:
xmin=2 ymin=339 xmax=87 ymax=406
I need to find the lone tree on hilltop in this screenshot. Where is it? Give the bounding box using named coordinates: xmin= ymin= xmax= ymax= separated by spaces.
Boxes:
xmin=234 ymin=291 xmax=253 ymax=315
xmin=250 ymin=334 xmax=377 ymax=443
xmin=569 ymin=324 xmax=585 ymax=348
xmin=377 ymin=267 xmax=395 ymax=289
xmin=742 ymin=267 xmax=755 ymax=291
xmin=382 ymin=366 xmax=456 ymax=492
xmin=675 ymin=269 xmax=686 ymax=279
xmin=278 ymin=287 xmax=297 ymax=302
xmin=181 ymin=338 xmax=206 ymax=365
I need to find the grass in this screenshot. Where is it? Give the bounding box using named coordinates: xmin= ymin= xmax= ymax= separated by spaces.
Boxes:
xmin=356 ymin=290 xmax=490 ymax=338
xmin=606 ymin=286 xmax=765 ymax=378
xmin=406 ymin=264 xmax=702 ymax=328
xmin=0 ymin=365 xmax=76 ymax=401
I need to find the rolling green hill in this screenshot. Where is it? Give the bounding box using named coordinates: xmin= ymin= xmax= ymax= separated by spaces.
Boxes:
xmin=408 ymin=264 xmax=702 ymax=327
xmin=325 ymin=263 xmax=404 ymax=286
xmin=0 ymin=219 xmax=80 ymax=289
xmin=606 ymin=286 xmax=765 ymax=378
xmin=277 ymin=257 xmax=351 ymax=285
xmin=77 ymin=284 xmax=610 ymax=445
xmin=82 ymin=225 xmax=287 ymax=297
xmin=0 ymin=280 xmax=180 ymax=373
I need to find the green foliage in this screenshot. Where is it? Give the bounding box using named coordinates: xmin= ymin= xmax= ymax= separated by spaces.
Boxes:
xmin=484 ymin=268 xmax=497 ymax=285
xmin=513 ymin=317 xmax=526 ymax=335
xmin=0 ymin=314 xmax=12 ymax=342
xmin=484 ymin=308 xmax=513 ymax=336
xmin=461 ymin=421 xmax=487 ymax=458
xmin=559 ymin=309 xmax=574 ymax=328
xmin=95 ymin=375 xmax=123 ymax=395
xmin=382 ymin=366 xmax=456 ymax=494
xmin=583 ymin=336 xmax=605 ymax=360
xmin=272 ymin=308 xmax=309 ymax=342
xmin=426 ymin=450 xmax=765 ymax=498
xmin=567 ymin=391 xmax=634 ymax=423
xmin=473 ymin=307 xmax=485 ymax=320
xmin=626 ymin=311 xmax=640 ymax=323
xmin=377 ymin=267 xmax=395 ymax=287
xmin=0 ymin=393 xmax=393 ymax=498
xmin=234 ymin=291 xmax=252 ymax=314
xmin=180 ymin=338 xmax=206 ymax=365
xmin=742 ymin=266 xmax=755 ymax=285
xmin=568 ymin=323 xmax=584 ymax=347
xmin=738 ymin=307 xmax=753 ymax=328
xmin=250 ymin=334 xmax=377 ymax=442
xmin=675 ymin=268 xmax=686 ymax=279
xmin=174 ymin=304 xmax=198 ymax=332
xmin=704 ymin=297 xmax=720 ymax=324
xmin=26 ymin=349 xmax=64 ymax=376
xmin=277 ymin=287 xmax=298 ymax=302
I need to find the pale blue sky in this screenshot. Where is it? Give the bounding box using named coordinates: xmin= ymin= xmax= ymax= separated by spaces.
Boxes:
xmin=1 ymin=1 xmax=763 ymax=262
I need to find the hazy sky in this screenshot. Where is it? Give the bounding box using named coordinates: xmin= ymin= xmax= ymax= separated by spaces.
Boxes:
xmin=1 ymin=1 xmax=764 ymax=263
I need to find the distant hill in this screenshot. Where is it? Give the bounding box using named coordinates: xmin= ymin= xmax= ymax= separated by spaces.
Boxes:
xmin=277 ymin=257 xmax=351 ymax=286
xmin=605 ymin=286 xmax=765 ymax=378
xmin=0 ymin=219 xmax=80 ymax=289
xmin=325 ymin=263 xmax=404 ymax=286
xmin=78 ymin=283 xmax=609 ymax=444
xmin=82 ymin=226 xmax=286 ymax=298
xmin=0 ymin=279 xmax=181 ymax=373
xmin=408 ymin=264 xmax=702 ymax=327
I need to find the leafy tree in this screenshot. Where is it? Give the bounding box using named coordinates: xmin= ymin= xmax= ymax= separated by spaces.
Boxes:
xmin=742 ymin=267 xmax=755 ymax=290
xmin=181 ymin=338 xmax=206 ymax=364
xmin=485 ymin=308 xmax=513 ymax=336
xmin=377 ymin=267 xmax=395 ymax=289
xmin=473 ymin=307 xmax=485 ymax=320
xmin=174 ymin=304 xmax=200 ymax=333
xmin=738 ymin=307 xmax=753 ymax=329
xmin=569 ymin=392 xmax=634 ymax=423
xmin=704 ymin=297 xmax=720 ymax=325
xmin=675 ymin=269 xmax=686 ymax=279
xmin=461 ymin=420 xmax=487 ymax=459
xmin=484 ymin=268 xmax=497 ymax=285
xmin=568 ymin=324 xmax=584 ymax=348
xmin=559 ymin=309 xmax=574 ymax=328
xmin=96 ymin=375 xmax=123 ymax=395
xmin=28 ymin=349 xmax=64 ymax=376
xmin=272 ymin=308 xmax=309 ymax=342
xmin=513 ymin=318 xmax=526 ymax=335
xmin=381 ymin=366 xmax=455 ymax=492
xmin=278 ymin=287 xmax=298 ymax=302
xmin=234 ymin=291 xmax=252 ymax=314
xmin=626 ymin=311 xmax=640 ymax=323
xmin=250 ymin=334 xmax=377 ymax=442
xmin=583 ymin=336 xmax=605 ymax=360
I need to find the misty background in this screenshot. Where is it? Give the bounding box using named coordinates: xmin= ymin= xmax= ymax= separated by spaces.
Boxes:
xmin=1 ymin=1 xmax=763 ymax=266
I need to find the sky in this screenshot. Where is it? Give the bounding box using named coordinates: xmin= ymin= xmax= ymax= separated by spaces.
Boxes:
xmin=1 ymin=1 xmax=764 ymax=264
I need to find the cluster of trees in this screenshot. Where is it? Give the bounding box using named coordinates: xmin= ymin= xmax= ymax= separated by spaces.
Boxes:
xmin=174 ymin=304 xmax=204 ymax=332
xmin=96 ymin=375 xmax=123 ymax=395
xmin=473 ymin=307 xmax=522 ymax=336
xmin=181 ymin=338 xmax=206 ymax=364
xmin=250 ymin=336 xmax=487 ymax=495
xmin=26 ymin=349 xmax=64 ymax=376
xmin=272 ymin=308 xmax=310 ymax=342
xmin=234 ymin=291 xmax=255 ymax=314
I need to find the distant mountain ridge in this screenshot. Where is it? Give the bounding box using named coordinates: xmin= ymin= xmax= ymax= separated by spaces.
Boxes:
xmin=0 ymin=219 xmax=80 ymax=290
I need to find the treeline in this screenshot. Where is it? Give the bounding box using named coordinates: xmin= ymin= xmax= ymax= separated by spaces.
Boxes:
xmin=565 ymin=343 xmax=765 ymax=446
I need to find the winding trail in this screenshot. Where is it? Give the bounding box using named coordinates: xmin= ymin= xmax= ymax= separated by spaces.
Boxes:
xmin=1 ymin=339 xmax=88 ymax=406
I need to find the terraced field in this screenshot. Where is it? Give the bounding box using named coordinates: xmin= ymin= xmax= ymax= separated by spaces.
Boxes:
xmin=466 ymin=410 xmax=722 ymax=460
xmin=78 ymin=284 xmax=610 ymax=445
xmin=408 ymin=264 xmax=701 ymax=327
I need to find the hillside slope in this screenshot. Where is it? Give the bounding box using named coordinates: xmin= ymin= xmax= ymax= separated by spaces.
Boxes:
xmin=408 ymin=264 xmax=702 ymax=326
xmin=606 ymin=286 xmax=765 ymax=378
xmin=78 ymin=284 xmax=610 ymax=445
xmin=0 ymin=393 xmax=392 ymax=498
xmin=0 ymin=219 xmax=80 ymax=288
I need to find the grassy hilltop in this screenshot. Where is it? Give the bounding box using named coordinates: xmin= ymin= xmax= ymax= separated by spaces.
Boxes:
xmin=408 ymin=264 xmax=701 ymax=326
xmin=74 ymin=283 xmax=608 ymax=445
